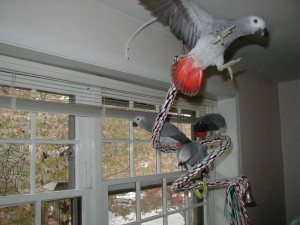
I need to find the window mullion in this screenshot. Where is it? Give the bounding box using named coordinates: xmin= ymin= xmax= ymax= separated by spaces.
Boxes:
xmin=162 ymin=178 xmax=168 ymax=225
xmin=155 ymin=105 xmax=161 ymax=174
xmin=29 ymin=112 xmax=36 ymax=193
xmin=30 ymin=89 xmax=37 ymax=194
xmin=35 ymin=200 xmax=42 ymax=225
xmin=31 ymin=89 xmax=39 ymax=225
xmin=129 ymin=101 xmax=135 ymax=177
xmin=136 ymin=181 xmax=141 ymax=223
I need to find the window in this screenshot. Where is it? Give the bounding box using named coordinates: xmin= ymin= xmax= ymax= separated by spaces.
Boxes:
xmin=0 ymin=64 xmax=215 ymax=225
xmin=0 ymin=86 xmax=80 ymax=225
xmin=100 ymin=98 xmax=210 ymax=225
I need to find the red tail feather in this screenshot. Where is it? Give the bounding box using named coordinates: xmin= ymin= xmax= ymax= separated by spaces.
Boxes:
xmin=171 ymin=55 xmax=203 ymax=96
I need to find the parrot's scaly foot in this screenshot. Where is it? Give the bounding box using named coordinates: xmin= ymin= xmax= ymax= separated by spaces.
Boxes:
xmin=212 ymin=25 xmax=236 ymax=44
xmin=218 ymin=58 xmax=242 ymax=80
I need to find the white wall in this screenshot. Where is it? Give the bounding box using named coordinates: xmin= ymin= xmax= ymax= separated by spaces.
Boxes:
xmin=278 ymin=80 xmax=300 ymax=224
xmin=236 ymin=73 xmax=286 ymax=224
xmin=0 ymin=0 xmax=177 ymax=83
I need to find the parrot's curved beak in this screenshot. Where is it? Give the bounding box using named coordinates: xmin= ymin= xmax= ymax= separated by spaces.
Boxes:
xmin=256 ymin=28 xmax=266 ymax=37
xmin=133 ymin=122 xmax=138 ymax=127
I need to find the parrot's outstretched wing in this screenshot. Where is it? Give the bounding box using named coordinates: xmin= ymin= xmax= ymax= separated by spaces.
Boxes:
xmin=138 ymin=0 xmax=216 ymax=49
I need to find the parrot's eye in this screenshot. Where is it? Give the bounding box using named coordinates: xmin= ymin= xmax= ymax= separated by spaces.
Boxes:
xmin=253 ymin=19 xmax=258 ymax=23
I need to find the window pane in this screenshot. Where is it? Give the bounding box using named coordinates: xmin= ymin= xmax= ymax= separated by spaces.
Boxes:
xmin=133 ymin=102 xmax=155 ymax=113
xmin=36 ymin=144 xmax=71 ymax=192
xmin=134 ymin=143 xmax=156 ymax=176
xmin=0 ymin=144 xmax=30 ymax=196
xmin=141 ymin=186 xmax=162 ymax=220
xmin=0 ymin=203 xmax=35 ymax=225
xmin=36 ymin=113 xmax=70 ymax=140
xmin=42 ymin=198 xmax=77 ymax=225
xmin=0 ymin=109 xmax=30 ymax=139
xmin=168 ymin=212 xmax=185 ymax=224
xmin=181 ymin=123 xmax=192 ymax=140
xmin=109 ymin=189 xmax=136 ymax=224
xmin=167 ymin=184 xmax=185 ymax=212
xmin=102 ymin=118 xmax=129 ymax=139
xmin=36 ymin=91 xmax=70 ymax=103
xmin=161 ymin=152 xmax=178 ymax=173
xmin=142 ymin=218 xmax=163 ymax=224
xmin=102 ymin=143 xmax=129 ymax=179
xmin=0 ymin=86 xmax=31 ymax=99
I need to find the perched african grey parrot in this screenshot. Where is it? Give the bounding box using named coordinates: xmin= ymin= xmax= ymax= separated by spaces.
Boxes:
xmin=176 ymin=141 xmax=208 ymax=170
xmin=193 ymin=113 xmax=226 ymax=137
xmin=133 ymin=116 xmax=191 ymax=145
xmin=138 ymin=0 xmax=266 ymax=96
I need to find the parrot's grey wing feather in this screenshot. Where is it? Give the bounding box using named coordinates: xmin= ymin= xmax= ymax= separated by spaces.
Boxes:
xmin=138 ymin=0 xmax=217 ymax=49
xmin=161 ymin=122 xmax=191 ymax=143
xmin=138 ymin=0 xmax=177 ymax=26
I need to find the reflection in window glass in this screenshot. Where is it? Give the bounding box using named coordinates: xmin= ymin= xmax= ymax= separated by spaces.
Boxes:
xmin=109 ymin=190 xmax=136 ymax=225
xmin=134 ymin=143 xmax=156 ymax=176
xmin=42 ymin=198 xmax=76 ymax=225
xmin=36 ymin=144 xmax=71 ymax=192
xmin=102 ymin=143 xmax=130 ymax=179
xmin=0 ymin=109 xmax=30 ymax=139
xmin=0 ymin=144 xmax=30 ymax=196
xmin=36 ymin=113 xmax=69 ymax=140
xmin=102 ymin=118 xmax=129 ymax=139
xmin=141 ymin=186 xmax=162 ymax=220
xmin=0 ymin=203 xmax=35 ymax=225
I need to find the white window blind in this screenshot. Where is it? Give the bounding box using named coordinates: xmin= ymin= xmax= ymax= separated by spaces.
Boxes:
xmin=0 ymin=70 xmax=215 ymax=122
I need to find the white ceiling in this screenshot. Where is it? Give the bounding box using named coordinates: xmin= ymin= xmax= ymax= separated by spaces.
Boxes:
xmin=98 ymin=0 xmax=300 ymax=83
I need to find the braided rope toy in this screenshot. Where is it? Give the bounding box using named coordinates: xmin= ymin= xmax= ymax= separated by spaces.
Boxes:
xmin=151 ymin=73 xmax=252 ymax=224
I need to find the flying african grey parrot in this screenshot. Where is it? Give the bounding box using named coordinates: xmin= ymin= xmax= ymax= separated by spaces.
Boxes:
xmin=193 ymin=113 xmax=226 ymax=137
xmin=176 ymin=141 xmax=208 ymax=170
xmin=138 ymin=0 xmax=266 ymax=96
xmin=133 ymin=115 xmax=191 ymax=145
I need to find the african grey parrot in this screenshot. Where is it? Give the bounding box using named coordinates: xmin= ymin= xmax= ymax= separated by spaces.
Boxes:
xmin=133 ymin=116 xmax=191 ymax=145
xmin=193 ymin=113 xmax=226 ymax=137
xmin=138 ymin=0 xmax=266 ymax=96
xmin=176 ymin=141 xmax=208 ymax=170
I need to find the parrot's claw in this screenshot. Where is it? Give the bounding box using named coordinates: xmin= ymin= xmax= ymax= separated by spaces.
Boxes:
xmin=218 ymin=58 xmax=242 ymax=80
xmin=227 ymin=67 xmax=233 ymax=80
xmin=212 ymin=25 xmax=236 ymax=44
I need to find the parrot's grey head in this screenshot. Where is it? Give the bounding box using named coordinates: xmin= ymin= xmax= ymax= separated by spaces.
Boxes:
xmin=240 ymin=16 xmax=266 ymax=36
xmin=132 ymin=116 xmax=154 ymax=132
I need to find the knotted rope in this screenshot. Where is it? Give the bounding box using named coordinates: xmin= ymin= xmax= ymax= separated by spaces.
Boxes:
xmin=151 ymin=60 xmax=252 ymax=224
